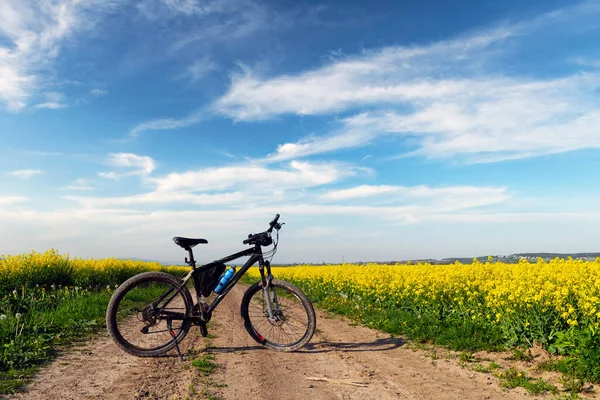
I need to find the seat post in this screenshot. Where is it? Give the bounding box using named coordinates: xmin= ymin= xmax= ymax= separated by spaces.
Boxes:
xmin=186 ymin=247 xmax=196 ymax=269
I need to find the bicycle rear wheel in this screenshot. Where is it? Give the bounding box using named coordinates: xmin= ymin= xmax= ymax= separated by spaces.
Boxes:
xmin=240 ymin=279 xmax=316 ymax=351
xmin=106 ymin=271 xmax=193 ymax=357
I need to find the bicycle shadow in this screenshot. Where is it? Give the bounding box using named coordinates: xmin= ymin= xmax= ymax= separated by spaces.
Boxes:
xmin=204 ymin=337 xmax=405 ymax=355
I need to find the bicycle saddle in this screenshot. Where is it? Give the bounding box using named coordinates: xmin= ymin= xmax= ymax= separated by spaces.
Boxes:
xmin=173 ymin=237 xmax=208 ymax=249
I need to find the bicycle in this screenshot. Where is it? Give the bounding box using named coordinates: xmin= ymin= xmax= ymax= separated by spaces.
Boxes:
xmin=106 ymin=214 xmax=316 ymax=360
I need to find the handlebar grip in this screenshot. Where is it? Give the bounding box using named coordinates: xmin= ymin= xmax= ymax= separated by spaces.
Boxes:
xmin=243 ymin=233 xmax=253 ymax=245
xmin=270 ymin=214 xmax=280 ymax=226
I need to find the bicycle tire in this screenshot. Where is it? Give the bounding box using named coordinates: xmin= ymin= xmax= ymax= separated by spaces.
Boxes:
xmin=106 ymin=271 xmax=193 ymax=357
xmin=240 ymin=279 xmax=316 ymax=352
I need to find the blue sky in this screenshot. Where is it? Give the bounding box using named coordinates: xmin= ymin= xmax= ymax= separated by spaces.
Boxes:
xmin=2 ymin=0 xmax=600 ymax=264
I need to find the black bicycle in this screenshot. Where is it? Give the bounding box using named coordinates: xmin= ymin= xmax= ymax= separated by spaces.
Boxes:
xmin=106 ymin=214 xmax=316 ymax=359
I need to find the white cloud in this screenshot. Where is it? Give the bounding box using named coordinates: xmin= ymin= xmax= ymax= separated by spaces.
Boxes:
xmin=0 ymin=151 xmax=591 ymax=262
xmin=180 ymin=56 xmax=217 ymax=82
xmin=151 ymin=160 xmax=358 ymax=193
xmin=135 ymin=0 xmax=268 ymax=56
xmin=129 ymin=112 xmax=205 ymax=137
xmin=319 ymin=185 xmax=510 ymax=215
xmin=109 ymin=153 xmax=155 ymax=174
xmin=99 ymin=153 xmax=156 ymax=180
xmin=0 ymin=196 xmax=27 ymax=205
xmin=91 ymin=88 xmax=107 ymax=96
xmin=267 ymin=128 xmax=379 ymax=162
xmin=66 ymin=157 xmax=364 ymax=216
xmin=0 ymin=0 xmax=116 ymax=111
xmin=34 ymin=92 xmax=67 ymax=109
xmin=2 ymin=205 xmax=600 ymax=262
xmin=204 ymin=3 xmax=600 ymax=163
xmin=137 ymin=0 xmax=227 ymax=18
xmin=334 ymin=73 xmax=600 ymax=162
xmin=64 ymin=178 xmax=94 ymax=191
xmin=212 ymin=28 xmax=514 ymax=120
xmin=65 ymin=191 xmax=246 ymax=208
xmin=166 ymin=1 xmax=268 ymax=52
xmin=160 ymin=0 xmax=206 ymax=15
xmin=9 ymin=169 xmax=44 ymax=178
xmin=420 ymin=212 xmax=600 ymax=224
xmin=258 ymin=58 xmax=600 ymax=164
xmin=321 ymin=185 xmax=400 ymax=201
xmin=34 ymin=102 xmax=66 ymax=109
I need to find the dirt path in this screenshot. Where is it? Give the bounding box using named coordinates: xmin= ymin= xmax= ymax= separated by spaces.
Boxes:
xmin=6 ymin=286 xmax=597 ymax=400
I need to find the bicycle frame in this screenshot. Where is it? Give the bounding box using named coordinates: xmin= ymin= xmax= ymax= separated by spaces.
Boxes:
xmin=155 ymin=242 xmax=275 ymax=321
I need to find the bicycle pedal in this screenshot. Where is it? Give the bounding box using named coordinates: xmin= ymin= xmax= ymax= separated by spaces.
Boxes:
xmin=199 ymin=324 xmax=208 ymax=337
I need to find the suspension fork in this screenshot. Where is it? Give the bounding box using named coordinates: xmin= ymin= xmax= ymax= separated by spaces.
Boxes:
xmin=259 ymin=259 xmax=278 ymax=320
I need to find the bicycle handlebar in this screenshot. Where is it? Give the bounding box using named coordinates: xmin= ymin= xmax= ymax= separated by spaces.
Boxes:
xmin=243 ymin=214 xmax=282 ymax=245
xmin=268 ymin=214 xmax=280 ymax=232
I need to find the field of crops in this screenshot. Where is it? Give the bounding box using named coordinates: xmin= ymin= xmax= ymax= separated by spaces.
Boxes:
xmin=248 ymin=258 xmax=600 ymax=382
xmin=2 ymin=250 xmax=600 ymax=393
xmin=0 ymin=250 xmax=187 ymax=393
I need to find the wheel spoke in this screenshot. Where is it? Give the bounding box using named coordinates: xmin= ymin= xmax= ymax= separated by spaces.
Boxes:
xmin=110 ymin=276 xmax=190 ymax=353
xmin=244 ymin=282 xmax=312 ymax=348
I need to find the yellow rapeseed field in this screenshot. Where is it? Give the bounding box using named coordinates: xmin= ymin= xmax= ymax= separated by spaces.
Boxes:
xmin=248 ymin=257 xmax=600 ymax=346
xmin=0 ymin=249 xmax=188 ymax=292
xmin=2 ymin=250 xmax=600 ymax=382
xmin=3 ymin=250 xmax=600 ymax=351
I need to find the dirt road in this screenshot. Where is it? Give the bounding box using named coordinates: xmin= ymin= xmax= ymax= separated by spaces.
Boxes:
xmin=8 ymin=286 xmax=593 ymax=400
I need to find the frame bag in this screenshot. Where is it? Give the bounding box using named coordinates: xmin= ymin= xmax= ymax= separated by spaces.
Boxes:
xmin=196 ymin=262 xmax=226 ymax=297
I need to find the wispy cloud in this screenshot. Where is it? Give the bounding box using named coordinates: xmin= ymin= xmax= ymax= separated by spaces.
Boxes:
xmin=3 ymin=204 xmax=600 ymax=261
xmin=9 ymin=169 xmax=44 ymax=179
xmin=164 ymin=0 xmax=269 ymax=53
xmin=178 ymin=56 xmax=217 ymax=82
xmin=212 ymin=27 xmax=514 ymax=120
xmin=0 ymin=0 xmax=117 ymax=112
xmin=68 ymin=157 xmax=365 ymax=212
xmin=65 ymin=191 xmax=246 ymax=208
xmin=207 ymin=2 xmax=600 ymax=163
xmin=129 ymin=111 xmax=205 ymax=137
xmin=22 ymin=149 xmax=89 ymax=159
xmin=34 ymin=91 xmax=67 ymax=109
xmin=151 ymin=160 xmax=359 ymax=193
xmin=320 ymin=185 xmax=400 ymax=201
xmin=65 ymin=150 xmax=509 ymax=229
xmin=319 ymin=185 xmax=511 ymax=218
xmin=64 ymin=178 xmax=94 ymax=191
xmin=90 ymin=88 xmax=108 ymax=97
xmin=34 ymin=102 xmax=66 ymax=109
xmin=99 ymin=153 xmax=156 ymax=180
xmin=0 ymin=196 xmax=27 ymax=205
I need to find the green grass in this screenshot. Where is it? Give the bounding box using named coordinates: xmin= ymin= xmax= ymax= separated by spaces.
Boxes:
xmin=298 ymin=288 xmax=507 ymax=352
xmin=458 ymin=351 xmax=477 ymax=364
xmin=559 ymin=374 xmax=585 ymax=394
xmin=269 ymin=275 xmax=600 ymax=386
xmin=191 ymin=354 xmax=218 ymax=375
xmin=554 ymin=394 xmax=583 ymax=400
xmin=505 ymin=347 xmax=535 ymax=362
xmin=497 ymin=367 xmax=558 ymax=395
xmin=0 ymin=285 xmax=164 ymax=394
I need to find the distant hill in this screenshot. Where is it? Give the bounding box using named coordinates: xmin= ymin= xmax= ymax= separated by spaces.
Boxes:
xmin=511 ymin=252 xmax=600 ymax=258
xmin=440 ymin=252 xmax=600 ymax=264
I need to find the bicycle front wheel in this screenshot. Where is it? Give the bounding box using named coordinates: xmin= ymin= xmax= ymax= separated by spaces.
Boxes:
xmin=106 ymin=271 xmax=193 ymax=357
xmin=240 ymin=279 xmax=316 ymax=351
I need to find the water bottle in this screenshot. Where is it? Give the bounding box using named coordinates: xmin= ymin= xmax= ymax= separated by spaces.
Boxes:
xmin=213 ymin=267 xmax=236 ymax=294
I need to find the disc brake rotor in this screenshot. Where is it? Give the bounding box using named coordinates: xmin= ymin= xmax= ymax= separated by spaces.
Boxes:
xmin=268 ymin=310 xmax=286 ymax=326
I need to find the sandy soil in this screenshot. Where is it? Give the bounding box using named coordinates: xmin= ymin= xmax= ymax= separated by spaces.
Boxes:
xmin=6 ymin=286 xmax=598 ymax=400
